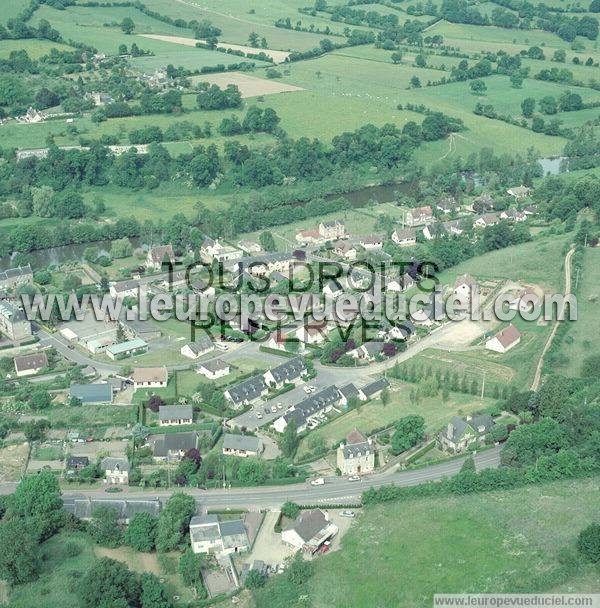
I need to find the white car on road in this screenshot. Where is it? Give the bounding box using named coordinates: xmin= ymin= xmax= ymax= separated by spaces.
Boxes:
xmin=310 ymin=477 xmax=325 ymax=486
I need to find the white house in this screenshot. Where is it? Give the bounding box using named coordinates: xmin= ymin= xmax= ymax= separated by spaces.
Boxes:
xmin=391 ymin=228 xmax=416 ymax=247
xmin=101 ymin=457 xmax=130 ymax=484
xmin=507 ymin=185 xmax=531 ymax=199
xmin=132 ymin=367 xmax=168 ymax=390
xmin=109 ymin=280 xmax=140 ymax=300
xmin=358 ymin=234 xmax=383 ymax=250
xmin=405 ymin=206 xmax=433 ymax=226
xmin=474 ymin=213 xmax=500 ymax=228
xmin=200 ymin=237 xmax=243 ymax=262
xmin=146 ymin=244 xmax=175 ymax=271
xmin=319 ymin=220 xmax=345 ymax=240
xmin=190 ymin=515 xmax=249 ymax=556
xmin=485 ymin=324 xmax=522 ymax=353
xmin=158 ymin=405 xmax=193 ymax=426
xmin=14 ymin=352 xmax=48 ymax=377
xmin=453 ymin=274 xmax=477 ymax=301
xmin=222 ymin=433 xmax=263 ymax=458
xmin=281 ymin=509 xmax=338 ymax=553
xmin=180 ymin=336 xmax=214 ymax=360
xmin=197 ymin=358 xmax=230 ymax=379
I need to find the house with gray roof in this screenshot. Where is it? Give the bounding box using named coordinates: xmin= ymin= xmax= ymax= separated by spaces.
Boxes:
xmin=197 ymin=358 xmax=230 ymax=380
xmin=438 ymin=414 xmax=494 ymax=453
xmin=358 ymin=378 xmax=390 ymax=401
xmin=0 ymin=265 xmax=33 ymax=290
xmin=281 ymin=509 xmax=338 ymax=553
xmin=272 ymin=385 xmax=341 ymax=434
xmin=338 ymin=383 xmax=360 ymax=407
xmin=181 ymin=335 xmax=214 ymax=360
xmin=337 ymin=429 xmax=375 ymax=476
xmin=70 ymin=383 xmax=113 ymax=405
xmin=222 ymin=433 xmax=263 ymax=458
xmin=63 ymin=497 xmax=160 ymax=523
xmin=190 ymin=514 xmax=249 ymax=556
xmin=158 ymin=405 xmax=193 ymax=426
xmin=263 ymin=357 xmax=307 ymax=389
xmin=148 ymin=431 xmax=198 ymax=460
xmin=0 ymin=300 xmax=32 ymax=341
xmin=224 ymin=375 xmax=268 ymax=408
xmin=101 ymin=457 xmax=130 ymax=484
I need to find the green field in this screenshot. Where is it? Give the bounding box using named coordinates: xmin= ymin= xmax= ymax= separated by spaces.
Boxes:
xmin=554 ymin=246 xmax=600 ymax=377
xmin=301 ymin=477 xmax=600 ymax=608
xmin=437 ymin=234 xmax=570 ymax=291
xmin=0 ymin=39 xmax=74 ymax=59
xmin=296 ymin=380 xmax=495 ymax=459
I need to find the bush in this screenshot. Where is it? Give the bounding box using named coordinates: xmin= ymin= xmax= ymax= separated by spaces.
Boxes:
xmin=577 ymin=523 xmax=600 ymax=563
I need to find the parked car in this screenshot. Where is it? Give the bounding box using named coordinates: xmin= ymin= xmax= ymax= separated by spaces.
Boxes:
xmin=271 ymin=405 xmax=277 ymax=413
xmin=340 ymin=510 xmax=355 ymax=518
xmin=276 ymin=402 xmax=283 ymax=410
xmin=303 ymin=386 xmax=311 ymax=394
xmin=310 ymin=477 xmax=325 ymax=486
xmin=348 ymin=475 xmax=361 ymax=482
xmin=256 ymin=412 xmax=263 ymax=419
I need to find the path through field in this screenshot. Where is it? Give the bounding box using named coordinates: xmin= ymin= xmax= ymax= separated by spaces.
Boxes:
xmin=530 ymin=246 xmax=574 ymax=391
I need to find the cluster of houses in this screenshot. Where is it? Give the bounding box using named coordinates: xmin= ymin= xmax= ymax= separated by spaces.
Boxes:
xmin=271 ymin=378 xmax=389 ymax=434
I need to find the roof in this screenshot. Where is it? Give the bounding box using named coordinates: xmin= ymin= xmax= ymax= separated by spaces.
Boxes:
xmin=70 ymin=383 xmax=113 ymax=404
xmin=361 ymin=341 xmax=385 ymax=356
xmin=0 ymin=265 xmax=32 ymax=283
xmin=339 ymin=383 xmax=359 ymax=400
xmin=393 ymin=228 xmax=416 ymax=240
xmin=190 ymin=516 xmax=248 ymax=547
xmin=183 ymin=336 xmax=214 ymax=355
xmin=199 ymin=358 xmax=229 ymax=373
xmin=223 ymin=433 xmax=261 ymax=453
xmin=0 ymin=300 xmax=26 ymax=323
xmin=148 ymin=244 xmax=174 ymax=263
xmin=158 ymin=405 xmax=193 ymax=421
xmin=454 ymin=273 xmax=476 ymax=288
xmin=101 ymin=457 xmax=130 ymax=472
xmin=133 ymin=367 xmax=168 ymax=384
xmin=493 ymin=324 xmax=521 ymax=348
xmin=267 ymin=357 xmax=307 ymax=384
xmin=441 ymin=414 xmax=494 ymax=443
xmin=67 ymin=456 xmax=89 ymax=467
xmin=111 ymin=279 xmax=139 ymax=293
xmin=321 ymin=219 xmax=344 ymax=228
xmin=282 ymin=385 xmax=340 ymax=428
xmin=346 ymin=429 xmax=367 ymax=445
xmin=284 ymin=509 xmax=329 ymax=542
xmin=62 ymin=497 xmax=160 ymax=520
xmin=410 ymin=205 xmax=433 ymax=217
xmin=225 ymin=374 xmax=267 ymax=404
xmin=106 ymin=338 xmax=147 ymax=356
xmin=360 ymin=377 xmax=390 ymax=398
xmin=150 ymin=431 xmax=198 ymax=457
xmin=14 ymin=352 xmax=48 ymax=373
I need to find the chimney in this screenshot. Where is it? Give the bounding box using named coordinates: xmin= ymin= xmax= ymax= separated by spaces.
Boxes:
xmin=447 ymin=422 xmax=454 ymax=437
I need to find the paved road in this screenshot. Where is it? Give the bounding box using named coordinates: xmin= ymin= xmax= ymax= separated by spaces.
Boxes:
xmin=0 ymin=447 xmax=501 ymax=508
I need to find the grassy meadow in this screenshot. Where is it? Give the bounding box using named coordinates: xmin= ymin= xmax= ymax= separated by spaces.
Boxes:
xmin=296 ymin=379 xmax=495 ymax=458
xmin=303 ymin=477 xmax=600 ymax=608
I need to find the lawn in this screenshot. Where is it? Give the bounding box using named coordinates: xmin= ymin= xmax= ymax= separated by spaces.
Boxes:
xmin=553 ymin=246 xmax=600 ymax=377
xmin=295 ymin=379 xmax=495 ymax=458
xmin=43 ymin=402 xmax=137 ymax=429
xmin=304 ymin=476 xmax=600 ymax=608
xmin=436 ymin=234 xmax=570 ymax=292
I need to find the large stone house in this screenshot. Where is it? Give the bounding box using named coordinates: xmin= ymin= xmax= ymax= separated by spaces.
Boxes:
xmin=337 ymin=429 xmax=375 ymax=476
xmin=146 ymin=244 xmax=175 ymax=271
xmin=438 ymin=414 xmax=494 ymax=453
xmin=101 ymin=457 xmax=130 ymax=484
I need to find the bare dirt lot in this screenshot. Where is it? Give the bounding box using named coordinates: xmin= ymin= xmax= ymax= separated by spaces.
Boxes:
xmin=138 ymin=34 xmax=291 ymax=63
xmin=68 ymin=439 xmax=128 ymax=459
xmin=191 ymin=71 xmax=304 ymax=97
